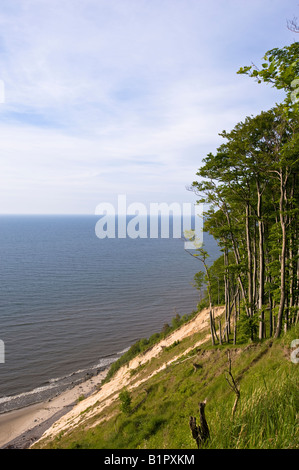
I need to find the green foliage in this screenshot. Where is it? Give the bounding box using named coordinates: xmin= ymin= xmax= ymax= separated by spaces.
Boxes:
xmin=237 ymin=313 xmax=259 ymax=343
xmin=237 ymin=43 xmax=299 ymax=103
xmin=171 ymin=313 xmax=181 ymax=329
xmin=193 ymin=271 xmax=204 ymax=290
xmin=192 ymin=42 xmax=299 ymax=340
xmin=193 ymin=251 xmax=232 ymax=309
xmin=33 ymin=42 xmax=299 ymax=452
xmin=164 ymin=340 xmax=180 ymax=352
xmin=103 ymin=309 xmax=198 ymax=382
xmin=35 ymin=323 xmax=299 ymax=450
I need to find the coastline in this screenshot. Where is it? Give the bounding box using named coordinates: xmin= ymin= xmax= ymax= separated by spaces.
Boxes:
xmin=0 ymin=367 xmax=109 ymax=449
xmin=31 ymin=306 xmax=224 ymax=448
xmin=1 ymin=306 xmax=224 ymax=449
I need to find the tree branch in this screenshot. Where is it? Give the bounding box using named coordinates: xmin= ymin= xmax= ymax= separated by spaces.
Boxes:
xmin=224 ymin=350 xmax=240 ymax=418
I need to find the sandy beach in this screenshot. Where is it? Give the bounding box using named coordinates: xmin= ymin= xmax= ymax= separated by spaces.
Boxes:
xmin=32 ymin=307 xmax=224 ymax=448
xmin=0 ymin=368 xmax=109 ymax=449
xmin=0 ymin=306 xmax=224 ymax=449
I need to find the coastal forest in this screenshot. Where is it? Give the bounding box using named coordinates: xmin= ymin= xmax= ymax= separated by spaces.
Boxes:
xmin=190 ymin=41 xmax=299 ymax=345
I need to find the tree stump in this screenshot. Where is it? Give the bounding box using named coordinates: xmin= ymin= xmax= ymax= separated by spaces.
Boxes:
xmin=189 ymin=400 xmax=210 ymax=448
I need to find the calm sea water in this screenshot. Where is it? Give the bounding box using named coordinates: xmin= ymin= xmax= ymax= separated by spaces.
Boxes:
xmin=0 ymin=215 xmax=219 ymax=412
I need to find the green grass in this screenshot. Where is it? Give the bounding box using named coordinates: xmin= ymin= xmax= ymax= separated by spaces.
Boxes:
xmin=34 ymin=323 xmax=299 ymax=450
xmin=102 ymin=309 xmax=199 ymax=383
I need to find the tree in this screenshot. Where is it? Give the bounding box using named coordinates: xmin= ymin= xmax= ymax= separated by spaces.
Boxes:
xmin=238 ymin=44 xmax=299 ymax=337
xmin=237 ymin=42 xmax=299 ymax=108
xmin=119 ymin=388 xmax=132 ymax=415
xmin=184 ymin=230 xmax=219 ymax=345
xmin=190 ymin=43 xmax=299 ymax=341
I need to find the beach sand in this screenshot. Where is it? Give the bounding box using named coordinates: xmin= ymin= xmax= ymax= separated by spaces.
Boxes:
xmin=0 ymin=368 xmax=109 ymax=449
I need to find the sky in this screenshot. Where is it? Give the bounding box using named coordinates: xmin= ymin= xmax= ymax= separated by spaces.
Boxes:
xmin=0 ymin=0 xmax=297 ymax=214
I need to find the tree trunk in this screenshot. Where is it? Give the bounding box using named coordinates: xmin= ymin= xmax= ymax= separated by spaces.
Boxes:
xmin=219 ymin=319 xmax=222 ymax=345
xmin=275 ymin=175 xmax=287 ymax=338
xmin=269 ymin=282 xmax=273 ymax=337
xmin=233 ymin=308 xmax=237 ymax=345
xmin=203 ymin=261 xmax=216 ymax=346
xmin=257 ymin=182 xmax=265 ymax=340
xmin=253 ymin=221 xmax=257 ymax=311
xmin=246 ymin=202 xmax=253 ymax=317
xmin=288 ymin=172 xmax=296 ymax=324
xmin=222 ymin=205 xmax=250 ymax=317
xmin=224 ymin=248 xmax=231 ymax=336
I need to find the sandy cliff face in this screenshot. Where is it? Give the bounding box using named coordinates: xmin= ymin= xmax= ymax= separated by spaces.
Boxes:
xmin=34 ymin=306 xmax=224 ymax=445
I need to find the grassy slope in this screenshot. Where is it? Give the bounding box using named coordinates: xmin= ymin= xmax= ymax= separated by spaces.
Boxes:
xmin=34 ymin=320 xmax=299 ymax=450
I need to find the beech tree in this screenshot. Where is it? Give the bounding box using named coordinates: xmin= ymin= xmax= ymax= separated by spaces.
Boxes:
xmin=238 ymin=43 xmax=299 ymax=338
xmin=191 ymin=43 xmax=299 ymax=342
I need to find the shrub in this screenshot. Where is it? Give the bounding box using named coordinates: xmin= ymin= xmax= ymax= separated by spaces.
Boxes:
xmin=119 ymin=389 xmax=132 ymax=415
xmin=237 ymin=313 xmax=259 ymax=342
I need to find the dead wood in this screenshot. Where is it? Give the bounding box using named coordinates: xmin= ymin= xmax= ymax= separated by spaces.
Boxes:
xmin=189 ymin=400 xmax=210 ymax=448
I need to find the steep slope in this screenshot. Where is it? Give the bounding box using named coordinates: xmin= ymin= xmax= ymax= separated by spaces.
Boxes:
xmin=33 ymin=308 xmax=298 ymax=450
xmin=33 ymin=306 xmax=224 ymax=446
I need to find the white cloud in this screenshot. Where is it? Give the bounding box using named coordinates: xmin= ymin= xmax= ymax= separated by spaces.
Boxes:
xmin=0 ymin=0 xmax=295 ymax=213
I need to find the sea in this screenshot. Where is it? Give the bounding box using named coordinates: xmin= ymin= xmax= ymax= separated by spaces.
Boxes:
xmin=0 ymin=215 xmax=220 ymax=413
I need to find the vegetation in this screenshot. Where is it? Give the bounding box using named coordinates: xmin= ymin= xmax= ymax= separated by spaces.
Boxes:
xmin=34 ymin=324 xmax=299 ymax=449
xmin=103 ymin=309 xmax=198 ymax=382
xmin=119 ymin=389 xmax=132 ymax=415
xmin=33 ymin=42 xmax=299 ymax=451
xmin=77 ymin=395 xmax=85 ymax=403
xmin=189 ymin=42 xmax=299 ymax=344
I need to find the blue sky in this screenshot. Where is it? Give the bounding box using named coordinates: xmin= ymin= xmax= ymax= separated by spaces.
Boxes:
xmin=0 ymin=0 xmax=297 ymax=214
